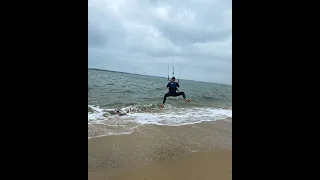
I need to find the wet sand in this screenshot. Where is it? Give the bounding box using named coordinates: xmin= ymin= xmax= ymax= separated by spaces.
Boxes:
xmin=88 ymin=119 xmax=232 ymax=180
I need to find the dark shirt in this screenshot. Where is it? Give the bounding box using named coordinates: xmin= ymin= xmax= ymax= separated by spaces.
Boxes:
xmin=167 ymin=82 xmax=180 ymax=93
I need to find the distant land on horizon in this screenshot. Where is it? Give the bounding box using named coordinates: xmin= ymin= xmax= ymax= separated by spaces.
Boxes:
xmin=88 ymin=68 xmax=231 ymax=86
xmin=89 ymin=68 xmax=161 ymax=79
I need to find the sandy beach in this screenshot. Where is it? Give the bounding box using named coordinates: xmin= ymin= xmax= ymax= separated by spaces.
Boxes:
xmin=88 ymin=119 xmax=232 ymax=180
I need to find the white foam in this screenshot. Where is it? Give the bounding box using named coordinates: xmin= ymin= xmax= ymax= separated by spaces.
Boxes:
xmin=88 ymin=129 xmax=136 ymax=139
xmin=88 ymin=105 xmax=104 ymax=121
xmin=128 ymin=107 xmax=232 ymax=126
xmin=88 ymin=105 xmax=232 ymax=127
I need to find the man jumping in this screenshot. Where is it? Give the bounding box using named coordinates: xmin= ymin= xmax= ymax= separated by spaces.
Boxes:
xmin=161 ymin=77 xmax=190 ymax=108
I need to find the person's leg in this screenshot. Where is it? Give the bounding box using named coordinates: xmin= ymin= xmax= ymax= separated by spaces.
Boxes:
xmin=162 ymin=93 xmax=171 ymax=104
xmin=177 ymin=92 xmax=186 ymax=99
xmin=161 ymin=93 xmax=175 ymax=107
xmin=177 ymin=92 xmax=190 ymax=102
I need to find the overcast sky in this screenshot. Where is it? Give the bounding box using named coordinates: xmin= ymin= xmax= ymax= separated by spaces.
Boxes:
xmin=88 ymin=0 xmax=232 ymax=85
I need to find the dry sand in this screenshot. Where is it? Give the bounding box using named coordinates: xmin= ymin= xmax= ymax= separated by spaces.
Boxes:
xmin=88 ymin=119 xmax=232 ymax=180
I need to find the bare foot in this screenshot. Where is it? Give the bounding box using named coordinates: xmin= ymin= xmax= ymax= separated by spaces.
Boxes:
xmin=185 ymin=99 xmax=191 ymax=103
xmin=160 ymin=104 xmax=164 ymax=108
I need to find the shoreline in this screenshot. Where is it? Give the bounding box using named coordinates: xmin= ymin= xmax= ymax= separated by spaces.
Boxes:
xmin=88 ymin=118 xmax=232 ymax=140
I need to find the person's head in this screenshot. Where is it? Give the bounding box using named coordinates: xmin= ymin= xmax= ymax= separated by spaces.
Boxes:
xmin=171 ymin=77 xmax=175 ymax=82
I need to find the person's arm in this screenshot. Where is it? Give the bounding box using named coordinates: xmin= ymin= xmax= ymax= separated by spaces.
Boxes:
xmin=167 ymin=82 xmax=170 ymax=88
xmin=176 ymin=82 xmax=180 ymax=88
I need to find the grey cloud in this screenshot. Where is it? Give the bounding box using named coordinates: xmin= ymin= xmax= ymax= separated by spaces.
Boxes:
xmin=156 ymin=22 xmax=231 ymax=46
xmin=88 ymin=0 xmax=232 ymax=84
xmin=88 ymin=24 xmax=108 ymax=48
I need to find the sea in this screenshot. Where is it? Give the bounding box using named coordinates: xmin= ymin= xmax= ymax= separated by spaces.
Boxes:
xmin=88 ymin=68 xmax=232 ymax=138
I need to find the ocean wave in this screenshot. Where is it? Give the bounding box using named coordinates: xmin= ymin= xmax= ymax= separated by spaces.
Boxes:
xmin=88 ymin=104 xmax=232 ymax=138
